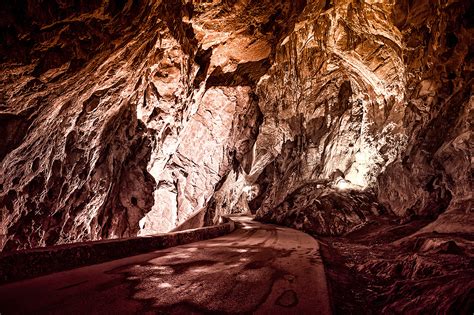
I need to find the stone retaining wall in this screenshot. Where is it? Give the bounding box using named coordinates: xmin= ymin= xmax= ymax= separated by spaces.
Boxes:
xmin=0 ymin=221 xmax=235 ymax=284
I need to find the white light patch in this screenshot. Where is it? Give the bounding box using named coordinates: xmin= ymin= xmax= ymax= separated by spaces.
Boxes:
xmin=336 ymin=179 xmax=350 ymax=191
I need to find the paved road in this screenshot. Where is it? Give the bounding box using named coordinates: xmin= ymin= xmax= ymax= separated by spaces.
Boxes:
xmin=0 ymin=217 xmax=331 ymax=314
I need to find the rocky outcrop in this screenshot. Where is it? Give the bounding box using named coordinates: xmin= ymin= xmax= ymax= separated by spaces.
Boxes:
xmin=0 ymin=0 xmax=165 ymax=251
xmin=0 ymin=0 xmax=472 ymax=259
xmin=0 ymin=0 xmax=472 ymax=312
xmin=234 ymin=0 xmax=409 ymax=222
xmin=0 ymin=0 xmax=305 ymax=250
xmin=319 ymin=217 xmax=473 ymax=314
xmin=377 ymin=0 xmax=473 ymax=229
xmin=257 ymin=184 xmax=386 ymax=236
xmin=136 ymin=0 xmax=306 ymax=233
xmin=247 ymin=0 xmax=472 ymax=237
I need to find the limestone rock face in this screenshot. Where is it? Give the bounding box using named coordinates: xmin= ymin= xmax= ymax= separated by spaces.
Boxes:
xmin=0 ymin=0 xmax=304 ymax=250
xmin=0 ymin=0 xmax=182 ymax=250
xmin=248 ymin=0 xmax=473 ymax=236
xmin=0 ymin=0 xmax=472 ymax=311
xmin=0 ymin=0 xmax=472 ymax=258
xmin=376 ymin=0 xmax=473 ymax=231
xmin=257 ymin=184 xmax=387 ymax=236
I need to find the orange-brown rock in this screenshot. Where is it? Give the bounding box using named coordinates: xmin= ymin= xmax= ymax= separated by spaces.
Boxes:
xmin=0 ymin=0 xmax=472 ymax=312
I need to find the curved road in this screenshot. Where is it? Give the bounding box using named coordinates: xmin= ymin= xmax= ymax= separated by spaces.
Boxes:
xmin=0 ymin=217 xmax=331 ymax=314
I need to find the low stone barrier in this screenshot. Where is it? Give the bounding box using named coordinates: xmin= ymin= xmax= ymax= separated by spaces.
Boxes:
xmin=0 ymin=220 xmax=235 ymax=284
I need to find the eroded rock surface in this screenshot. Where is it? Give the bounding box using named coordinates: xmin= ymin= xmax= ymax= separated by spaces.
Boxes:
xmin=0 ymin=0 xmax=306 ymax=249
xmin=320 ymin=217 xmax=473 ymax=314
xmin=0 ymin=0 xmax=472 ymax=312
xmin=250 ymin=0 xmax=473 ymax=232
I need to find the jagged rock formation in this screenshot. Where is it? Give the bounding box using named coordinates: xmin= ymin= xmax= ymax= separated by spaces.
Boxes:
xmin=0 ymin=0 xmax=306 ymax=250
xmin=320 ymin=216 xmax=474 ymax=314
xmin=0 ymin=0 xmax=164 ymax=250
xmin=210 ymin=0 xmax=473 ymax=237
xmin=0 ymin=0 xmax=471 ymax=247
xmin=0 ymin=0 xmax=472 ymax=312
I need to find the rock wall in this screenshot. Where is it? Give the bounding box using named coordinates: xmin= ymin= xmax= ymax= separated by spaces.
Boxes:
xmin=0 ymin=0 xmax=472 ymax=252
xmin=242 ymin=0 xmax=472 ymax=236
xmin=136 ymin=0 xmax=306 ymax=233
xmin=377 ymin=0 xmax=473 ymax=231
xmin=0 ymin=0 xmax=304 ymax=251
xmin=0 ymin=0 xmax=201 ymax=250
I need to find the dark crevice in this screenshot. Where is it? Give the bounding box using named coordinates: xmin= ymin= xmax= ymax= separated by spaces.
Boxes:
xmin=206 ymin=59 xmax=271 ymax=88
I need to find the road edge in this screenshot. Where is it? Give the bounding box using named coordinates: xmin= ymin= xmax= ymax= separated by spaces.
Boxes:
xmin=0 ymin=218 xmax=235 ymax=284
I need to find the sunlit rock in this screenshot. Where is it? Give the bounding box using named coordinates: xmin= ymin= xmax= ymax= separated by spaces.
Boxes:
xmin=0 ymin=0 xmax=472 ymax=312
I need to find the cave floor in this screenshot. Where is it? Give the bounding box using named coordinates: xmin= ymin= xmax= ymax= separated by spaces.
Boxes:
xmin=0 ymin=217 xmax=331 ymax=314
xmin=318 ymin=217 xmax=474 ymax=314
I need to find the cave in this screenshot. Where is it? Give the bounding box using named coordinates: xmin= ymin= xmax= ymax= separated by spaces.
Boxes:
xmin=0 ymin=0 xmax=472 ymax=313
